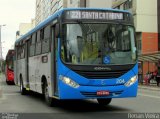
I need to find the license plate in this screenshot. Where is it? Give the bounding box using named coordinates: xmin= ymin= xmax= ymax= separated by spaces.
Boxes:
xmin=97 ymin=91 xmax=110 ymax=96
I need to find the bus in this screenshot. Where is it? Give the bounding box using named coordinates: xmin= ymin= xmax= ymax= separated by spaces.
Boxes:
xmin=14 ymin=8 xmax=138 ymax=106
xmin=5 ymin=49 xmax=15 ymax=85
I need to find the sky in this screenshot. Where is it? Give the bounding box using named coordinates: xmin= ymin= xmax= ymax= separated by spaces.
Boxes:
xmin=0 ymin=0 xmax=36 ymax=59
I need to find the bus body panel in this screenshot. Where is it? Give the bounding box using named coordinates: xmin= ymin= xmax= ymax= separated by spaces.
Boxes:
xmin=58 ymin=62 xmax=138 ymax=86
xmin=28 ymin=53 xmax=52 ymax=96
xmin=16 ymin=59 xmax=26 ymax=85
xmin=6 ymin=68 xmax=14 ymax=82
xmin=58 ymin=81 xmax=138 ymax=99
xmin=5 ymin=50 xmax=15 ymax=83
xmin=28 ymin=56 xmax=36 ymax=91
xmin=57 ymin=58 xmax=138 ymax=99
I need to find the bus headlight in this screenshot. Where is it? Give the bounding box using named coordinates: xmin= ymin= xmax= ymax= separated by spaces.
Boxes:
xmin=125 ymin=75 xmax=138 ymax=87
xmin=59 ymin=76 xmax=80 ymax=88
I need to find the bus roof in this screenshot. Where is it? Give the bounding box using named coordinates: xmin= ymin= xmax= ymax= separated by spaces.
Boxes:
xmin=15 ymin=8 xmax=131 ymax=44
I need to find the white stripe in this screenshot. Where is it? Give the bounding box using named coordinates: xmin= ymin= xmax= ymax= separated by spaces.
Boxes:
xmin=138 ymin=93 xmax=160 ymax=99
xmin=3 ymin=93 xmax=20 ymax=96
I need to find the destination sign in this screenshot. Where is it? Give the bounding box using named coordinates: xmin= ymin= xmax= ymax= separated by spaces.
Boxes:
xmin=65 ymin=10 xmax=124 ymax=20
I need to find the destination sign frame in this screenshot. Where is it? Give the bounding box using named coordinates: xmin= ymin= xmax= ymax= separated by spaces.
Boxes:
xmin=64 ymin=10 xmax=125 ymax=20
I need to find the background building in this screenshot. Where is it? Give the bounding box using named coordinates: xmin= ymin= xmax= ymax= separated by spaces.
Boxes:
xmin=35 ymin=0 xmax=68 ymax=25
xmin=16 ymin=19 xmax=35 ymax=39
xmin=112 ymin=0 xmax=159 ymax=77
xmin=68 ymin=0 xmax=112 ymax=8
xmin=35 ymin=0 xmax=112 ymax=25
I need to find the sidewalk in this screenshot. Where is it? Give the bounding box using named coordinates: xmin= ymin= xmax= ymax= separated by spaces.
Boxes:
xmin=0 ymin=73 xmax=2 ymax=98
xmin=138 ymin=84 xmax=160 ymax=91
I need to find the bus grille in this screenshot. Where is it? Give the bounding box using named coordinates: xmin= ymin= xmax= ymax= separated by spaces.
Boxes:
xmin=81 ymin=91 xmax=123 ymax=98
xmin=74 ymin=70 xmax=128 ymax=79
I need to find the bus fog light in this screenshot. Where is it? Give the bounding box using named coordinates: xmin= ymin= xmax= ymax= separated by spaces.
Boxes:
xmin=59 ymin=76 xmax=80 ymax=88
xmin=125 ymin=75 xmax=138 ymax=87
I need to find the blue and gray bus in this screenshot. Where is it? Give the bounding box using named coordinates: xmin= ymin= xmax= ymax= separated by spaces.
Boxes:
xmin=14 ymin=8 xmax=138 ymax=106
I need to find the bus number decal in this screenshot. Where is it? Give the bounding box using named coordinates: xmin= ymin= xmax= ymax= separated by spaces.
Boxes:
xmin=116 ymin=79 xmax=125 ymax=84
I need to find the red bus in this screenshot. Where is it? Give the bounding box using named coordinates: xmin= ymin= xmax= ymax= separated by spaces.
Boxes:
xmin=5 ymin=49 xmax=14 ymax=85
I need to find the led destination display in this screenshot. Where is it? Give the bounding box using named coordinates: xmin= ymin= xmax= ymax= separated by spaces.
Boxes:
xmin=65 ymin=10 xmax=124 ymax=20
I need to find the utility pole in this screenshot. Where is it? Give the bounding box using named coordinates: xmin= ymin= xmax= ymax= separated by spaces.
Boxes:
xmin=0 ymin=24 xmax=6 ymax=72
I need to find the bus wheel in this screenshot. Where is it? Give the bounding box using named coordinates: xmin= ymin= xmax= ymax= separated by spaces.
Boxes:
xmin=6 ymin=80 xmax=9 ymax=85
xmin=20 ymin=79 xmax=26 ymax=95
xmin=44 ymin=81 xmax=54 ymax=106
xmin=97 ymin=98 xmax=112 ymax=106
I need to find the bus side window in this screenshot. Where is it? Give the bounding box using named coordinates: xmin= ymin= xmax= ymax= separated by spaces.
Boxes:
xmin=30 ymin=33 xmax=36 ymax=57
xmin=17 ymin=42 xmax=22 ymax=60
xmin=17 ymin=44 xmax=22 ymax=60
xmin=35 ymin=30 xmax=42 ymax=55
xmin=42 ymin=26 xmax=50 ymax=54
xmin=20 ymin=45 xmax=25 ymax=59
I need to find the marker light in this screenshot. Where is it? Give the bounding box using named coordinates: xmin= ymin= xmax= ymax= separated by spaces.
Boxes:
xmin=125 ymin=75 xmax=138 ymax=87
xmin=59 ymin=76 xmax=80 ymax=88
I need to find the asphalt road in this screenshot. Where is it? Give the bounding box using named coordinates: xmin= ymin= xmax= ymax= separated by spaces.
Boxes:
xmin=0 ymin=74 xmax=160 ymax=119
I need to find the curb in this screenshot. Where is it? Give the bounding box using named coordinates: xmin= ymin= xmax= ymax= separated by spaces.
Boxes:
xmin=0 ymin=89 xmax=2 ymax=98
xmin=0 ymin=73 xmax=3 ymax=98
xmin=138 ymin=85 xmax=160 ymax=91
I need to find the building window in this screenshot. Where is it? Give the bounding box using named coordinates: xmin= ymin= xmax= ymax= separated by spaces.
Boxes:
xmin=70 ymin=0 xmax=73 ymax=4
xmin=137 ymin=40 xmax=142 ymax=54
xmin=116 ymin=6 xmax=120 ymax=9
xmin=120 ymin=4 xmax=124 ymax=10
xmin=80 ymin=0 xmax=86 ymax=7
xmin=124 ymin=0 xmax=132 ymax=10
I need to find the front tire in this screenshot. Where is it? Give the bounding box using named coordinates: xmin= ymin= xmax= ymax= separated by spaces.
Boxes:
xmin=97 ymin=98 xmax=112 ymax=106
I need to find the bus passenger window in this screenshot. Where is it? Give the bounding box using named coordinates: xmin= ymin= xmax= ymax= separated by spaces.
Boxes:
xmin=35 ymin=31 xmax=42 ymax=55
xmin=30 ymin=33 xmax=36 ymax=57
xmin=42 ymin=26 xmax=50 ymax=54
xmin=21 ymin=45 xmax=25 ymax=59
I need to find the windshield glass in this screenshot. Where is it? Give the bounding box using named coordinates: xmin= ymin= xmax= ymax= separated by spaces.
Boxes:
xmin=8 ymin=61 xmax=14 ymax=70
xmin=6 ymin=56 xmax=14 ymax=70
xmin=61 ymin=24 xmax=137 ymax=65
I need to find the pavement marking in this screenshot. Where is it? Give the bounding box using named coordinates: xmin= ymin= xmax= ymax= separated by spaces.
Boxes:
xmin=138 ymin=93 xmax=160 ymax=99
xmin=138 ymin=86 xmax=160 ymax=91
xmin=3 ymin=93 xmax=20 ymax=96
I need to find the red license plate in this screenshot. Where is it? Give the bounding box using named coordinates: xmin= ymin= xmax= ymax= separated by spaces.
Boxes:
xmin=97 ymin=91 xmax=110 ymax=96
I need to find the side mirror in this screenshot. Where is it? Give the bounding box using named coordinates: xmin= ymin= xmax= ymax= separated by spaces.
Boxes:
xmin=55 ymin=24 xmax=60 ymax=38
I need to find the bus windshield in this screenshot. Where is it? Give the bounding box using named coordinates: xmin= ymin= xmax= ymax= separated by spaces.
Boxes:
xmin=6 ymin=57 xmax=14 ymax=71
xmin=61 ymin=23 xmax=137 ymax=65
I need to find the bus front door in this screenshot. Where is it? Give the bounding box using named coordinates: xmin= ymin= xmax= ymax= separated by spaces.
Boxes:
xmin=51 ymin=25 xmax=58 ymax=96
xmin=25 ymin=40 xmax=30 ymax=89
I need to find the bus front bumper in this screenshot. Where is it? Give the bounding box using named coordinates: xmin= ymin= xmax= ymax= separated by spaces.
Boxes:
xmin=58 ymin=81 xmax=138 ymax=100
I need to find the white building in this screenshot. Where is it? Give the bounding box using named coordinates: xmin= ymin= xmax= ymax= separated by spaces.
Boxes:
xmin=35 ymin=0 xmax=112 ymax=25
xmin=68 ymin=0 xmax=112 ymax=8
xmin=36 ymin=0 xmax=68 ymax=25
